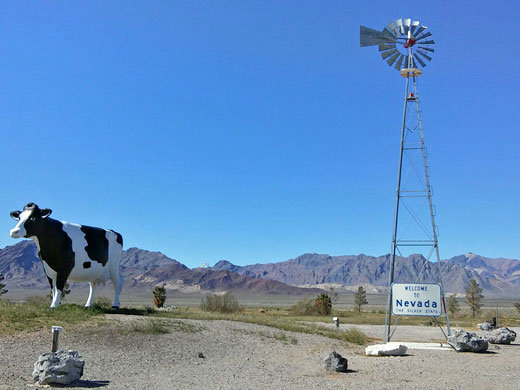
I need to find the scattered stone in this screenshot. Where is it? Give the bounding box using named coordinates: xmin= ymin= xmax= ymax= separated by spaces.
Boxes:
xmin=323 ymin=351 xmax=348 ymax=372
xmin=485 ymin=327 xmax=517 ymax=344
xmin=33 ymin=350 xmax=85 ymax=385
xmin=365 ymin=343 xmax=407 ymax=356
xmin=198 ymin=352 xmax=205 ymax=358
xmin=448 ymin=330 xmax=488 ymax=353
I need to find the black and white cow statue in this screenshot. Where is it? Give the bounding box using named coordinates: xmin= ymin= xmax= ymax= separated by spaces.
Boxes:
xmin=9 ymin=203 xmax=124 ymax=308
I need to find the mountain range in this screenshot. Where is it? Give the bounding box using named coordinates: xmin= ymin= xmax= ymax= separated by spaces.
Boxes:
xmin=0 ymin=241 xmax=322 ymax=295
xmin=213 ymin=252 xmax=520 ymax=296
xmin=1 ymin=240 xmax=519 ymax=297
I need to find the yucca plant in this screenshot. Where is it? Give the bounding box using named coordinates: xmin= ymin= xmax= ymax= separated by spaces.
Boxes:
xmin=314 ymin=294 xmax=332 ymax=315
xmin=153 ymin=285 xmax=167 ymax=308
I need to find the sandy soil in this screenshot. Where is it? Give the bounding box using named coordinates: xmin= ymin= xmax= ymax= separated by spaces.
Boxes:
xmin=0 ymin=315 xmax=519 ymax=390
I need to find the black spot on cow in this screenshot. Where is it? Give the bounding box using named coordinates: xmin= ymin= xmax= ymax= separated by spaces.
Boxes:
xmin=81 ymin=226 xmax=109 ymax=266
xmin=35 ymin=218 xmax=75 ymax=291
xmin=109 ymin=229 xmax=124 ymax=246
xmin=83 ymin=261 xmax=92 ymax=269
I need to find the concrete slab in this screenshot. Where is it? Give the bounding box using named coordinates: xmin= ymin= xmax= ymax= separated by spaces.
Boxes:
xmin=365 ymin=343 xmax=407 ymax=356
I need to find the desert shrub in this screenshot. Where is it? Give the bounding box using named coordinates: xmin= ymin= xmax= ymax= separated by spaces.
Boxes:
xmin=315 ymin=294 xmax=332 ymax=315
xmin=515 ymin=301 xmax=520 ymax=315
xmin=200 ymin=292 xmax=240 ymax=313
xmin=94 ymin=297 xmax=113 ymax=310
xmin=289 ymin=298 xmax=321 ymax=316
xmin=153 ymin=285 xmax=167 ymax=308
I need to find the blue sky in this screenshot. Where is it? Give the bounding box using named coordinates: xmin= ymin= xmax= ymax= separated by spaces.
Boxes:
xmin=1 ymin=1 xmax=518 ymax=268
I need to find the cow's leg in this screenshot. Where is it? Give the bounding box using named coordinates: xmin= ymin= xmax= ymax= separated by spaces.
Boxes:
xmin=50 ymin=274 xmax=67 ymax=308
xmin=110 ymin=270 xmax=123 ymax=308
xmin=85 ymin=282 xmax=95 ymax=307
xmin=49 ymin=279 xmax=59 ymax=308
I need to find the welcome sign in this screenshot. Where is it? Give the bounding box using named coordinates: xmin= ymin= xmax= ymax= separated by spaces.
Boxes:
xmin=391 ymin=283 xmax=442 ymax=317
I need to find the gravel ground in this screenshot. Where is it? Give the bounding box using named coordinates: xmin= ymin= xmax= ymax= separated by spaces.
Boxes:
xmin=0 ymin=315 xmax=519 ymax=390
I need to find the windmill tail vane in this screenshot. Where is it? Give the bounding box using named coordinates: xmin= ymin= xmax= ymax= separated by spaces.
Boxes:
xmin=360 ymin=18 xmax=435 ymax=71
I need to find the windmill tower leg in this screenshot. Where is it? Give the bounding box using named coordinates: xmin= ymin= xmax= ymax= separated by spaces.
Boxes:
xmin=384 ymin=74 xmax=411 ymax=343
xmin=412 ymin=77 xmax=452 ymax=337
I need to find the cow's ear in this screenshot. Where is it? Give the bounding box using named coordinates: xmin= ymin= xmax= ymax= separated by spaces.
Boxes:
xmin=10 ymin=211 xmax=21 ymax=220
xmin=41 ymin=209 xmax=52 ymax=218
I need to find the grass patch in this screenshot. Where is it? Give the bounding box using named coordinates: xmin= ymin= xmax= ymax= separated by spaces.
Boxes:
xmin=129 ymin=318 xmax=205 ymax=335
xmin=131 ymin=319 xmax=170 ymax=334
xmin=233 ymin=328 xmax=298 ymax=345
xmin=0 ymin=299 xmax=104 ymax=335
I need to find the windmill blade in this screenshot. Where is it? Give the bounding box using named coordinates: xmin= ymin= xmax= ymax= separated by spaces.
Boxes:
xmin=410 ymin=20 xmax=420 ymax=34
xmin=386 ymin=21 xmax=399 ymax=36
xmin=360 ymin=25 xmax=396 ymax=47
xmin=395 ymin=54 xmax=405 ymax=70
xmin=381 ymin=48 xmax=398 ymax=59
xmin=394 ymin=18 xmax=404 ymax=35
xmin=420 ymin=40 xmax=435 ymax=45
xmin=414 ymin=25 xmax=427 ymax=37
xmin=379 ymin=43 xmax=396 ymax=51
xmin=418 ymin=46 xmax=435 ymax=53
xmin=413 ymin=53 xmax=427 ymax=67
xmin=416 ymin=31 xmax=432 ymax=41
xmin=417 ymin=50 xmax=433 ymax=61
xmin=387 ymin=51 xmax=400 ymax=66
xmin=403 ymin=18 xmax=411 ymax=34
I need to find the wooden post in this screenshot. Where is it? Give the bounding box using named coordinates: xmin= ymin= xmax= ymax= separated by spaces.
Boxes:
xmin=51 ymin=326 xmax=62 ymax=353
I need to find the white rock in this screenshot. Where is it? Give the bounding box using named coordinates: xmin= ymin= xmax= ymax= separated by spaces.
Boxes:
xmin=365 ymin=343 xmax=408 ymax=356
xmin=33 ymin=350 xmax=85 ymax=385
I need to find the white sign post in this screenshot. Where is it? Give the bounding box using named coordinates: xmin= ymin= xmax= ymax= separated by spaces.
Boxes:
xmin=391 ymin=283 xmax=442 ymax=317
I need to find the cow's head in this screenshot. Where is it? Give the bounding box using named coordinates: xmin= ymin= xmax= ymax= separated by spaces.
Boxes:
xmin=10 ymin=203 xmax=52 ymax=238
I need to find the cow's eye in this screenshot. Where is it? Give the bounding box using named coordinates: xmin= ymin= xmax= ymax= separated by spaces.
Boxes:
xmin=30 ymin=217 xmax=36 ymax=221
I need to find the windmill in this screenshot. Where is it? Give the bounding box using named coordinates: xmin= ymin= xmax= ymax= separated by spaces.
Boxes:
xmin=360 ymin=18 xmax=451 ymax=343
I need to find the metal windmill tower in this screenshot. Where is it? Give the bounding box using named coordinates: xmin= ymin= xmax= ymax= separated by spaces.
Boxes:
xmin=360 ymin=18 xmax=451 ymax=342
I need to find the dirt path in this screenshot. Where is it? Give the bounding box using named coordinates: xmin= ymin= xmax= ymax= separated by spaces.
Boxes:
xmin=0 ymin=316 xmax=519 ymax=389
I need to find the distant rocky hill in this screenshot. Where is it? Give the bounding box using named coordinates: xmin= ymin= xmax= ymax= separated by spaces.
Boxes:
xmin=213 ymin=252 xmax=520 ymax=296
xmin=0 ymin=241 xmax=322 ymax=295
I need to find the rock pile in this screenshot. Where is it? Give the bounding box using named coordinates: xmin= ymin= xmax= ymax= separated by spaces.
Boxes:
xmin=448 ymin=330 xmax=488 ymax=353
xmin=33 ymin=350 xmax=85 ymax=385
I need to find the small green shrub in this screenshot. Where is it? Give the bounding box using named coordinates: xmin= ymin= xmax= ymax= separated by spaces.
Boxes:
xmin=200 ymin=292 xmax=240 ymax=313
